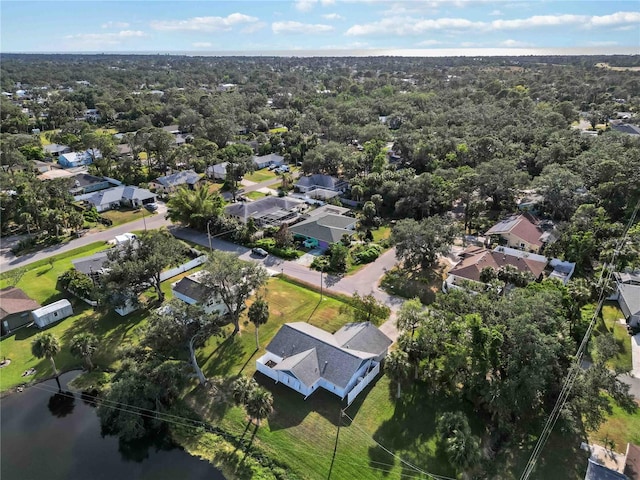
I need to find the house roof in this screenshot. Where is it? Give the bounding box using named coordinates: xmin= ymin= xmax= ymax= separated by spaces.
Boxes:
xmin=122 ymin=186 xmax=156 ymax=202
xmin=253 ymin=153 xmax=284 ymax=165
xmin=615 ymin=272 xmax=640 ymax=286
xmin=333 ymin=322 xmax=393 ymax=356
xmin=610 ymin=122 xmax=640 ymax=135
xmin=585 ymin=459 xmax=629 ymax=480
xmin=266 ymin=322 xmax=389 ymax=389
xmin=38 ymin=169 xmax=78 ymax=181
xmin=306 ymin=204 xmax=351 ymax=218
xmin=80 ymin=185 xmax=155 ymax=206
xmin=618 ymin=283 xmax=640 ymax=319
xmin=72 ymin=250 xmax=110 ymax=275
xmin=449 ymin=247 xmax=547 ymax=283
xmin=225 ymin=196 xmax=303 ymax=224
xmin=43 ymin=143 xmax=70 ymax=154
xmin=0 ymin=287 xmax=41 ymax=320
xmin=71 ymin=173 xmax=107 ymax=188
xmin=171 ymin=276 xmax=210 ymax=303
xmin=290 ymin=214 xmax=355 ymax=244
xmin=295 ymin=174 xmax=344 ymax=190
xmin=625 ymin=443 xmax=640 ymax=480
xmin=486 ymin=214 xmax=544 ymax=248
xmin=156 ymin=170 xmax=201 ymax=187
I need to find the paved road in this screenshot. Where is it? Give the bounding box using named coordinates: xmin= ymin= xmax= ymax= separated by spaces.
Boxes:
xmin=0 ymin=203 xmax=171 ymax=273
xmin=171 ymin=227 xmax=404 ymax=341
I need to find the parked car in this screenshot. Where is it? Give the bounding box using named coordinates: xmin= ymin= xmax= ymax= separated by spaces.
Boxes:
xmin=268 ymin=163 xmax=277 ymax=170
xmin=145 ymin=202 xmax=159 ymax=212
xmin=252 ymin=247 xmax=268 ymax=257
xmin=277 ymin=165 xmax=290 ymax=173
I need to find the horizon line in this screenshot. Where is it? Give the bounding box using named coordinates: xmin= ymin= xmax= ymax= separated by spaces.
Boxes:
xmin=2 ymin=46 xmax=639 ymax=58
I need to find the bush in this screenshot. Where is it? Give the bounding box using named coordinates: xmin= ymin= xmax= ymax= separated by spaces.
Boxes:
xmin=253 ymin=238 xmax=302 ymax=260
xmin=83 ymin=207 xmax=101 ymax=223
xmin=59 ymin=269 xmax=97 ymax=300
xmin=351 ymin=243 xmax=382 ymax=264
xmin=11 ymin=236 xmax=37 ymax=254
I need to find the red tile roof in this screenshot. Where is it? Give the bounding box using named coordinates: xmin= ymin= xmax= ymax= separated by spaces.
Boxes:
xmin=449 ymin=248 xmax=547 ymax=283
xmin=486 ymin=214 xmax=544 ymax=248
xmin=0 ymin=287 xmax=41 ymax=320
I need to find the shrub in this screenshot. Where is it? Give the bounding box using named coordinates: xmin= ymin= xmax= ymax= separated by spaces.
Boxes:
xmin=351 ymin=243 xmax=382 ymax=264
xmin=59 ymin=269 xmax=97 ymax=300
xmin=254 ymin=238 xmax=302 ymax=260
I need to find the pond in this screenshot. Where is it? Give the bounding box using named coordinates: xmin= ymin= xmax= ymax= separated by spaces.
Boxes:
xmin=1 ymin=371 xmax=225 ymax=480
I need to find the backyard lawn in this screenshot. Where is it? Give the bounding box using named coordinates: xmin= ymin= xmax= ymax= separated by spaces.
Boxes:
xmin=596 ymin=302 xmax=633 ymax=372
xmin=245 ymin=190 xmax=266 ymax=200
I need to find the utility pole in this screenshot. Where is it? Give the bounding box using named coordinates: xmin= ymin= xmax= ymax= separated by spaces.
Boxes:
xmin=206 ymin=220 xmax=213 ymax=253
xmin=141 ymin=208 xmax=147 ymax=232
xmin=320 ymin=266 xmax=324 ymax=300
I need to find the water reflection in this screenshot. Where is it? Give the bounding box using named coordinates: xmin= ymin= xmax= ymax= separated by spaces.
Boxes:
xmin=1 ymin=371 xmax=224 ymax=480
xmin=47 ymin=390 xmax=75 ymax=418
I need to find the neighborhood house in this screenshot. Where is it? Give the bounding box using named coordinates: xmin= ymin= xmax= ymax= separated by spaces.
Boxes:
xmin=225 ymin=196 xmax=304 ymax=227
xmin=294 ymin=174 xmax=348 ymax=200
xmin=151 ymin=170 xmax=203 ymax=193
xmin=0 ymin=287 xmax=42 ymax=335
xmin=74 ymin=185 xmax=156 ymax=212
xmin=253 ymin=153 xmax=285 ymax=170
xmin=58 ymin=149 xmax=101 ymax=168
xmin=171 ymin=271 xmax=230 ymax=315
xmin=290 ymin=205 xmax=356 ymax=250
xmin=485 ymin=214 xmax=548 ymax=253
xmin=256 ymin=322 xmax=392 ymax=404
xmin=610 ymin=272 xmax=640 ymax=328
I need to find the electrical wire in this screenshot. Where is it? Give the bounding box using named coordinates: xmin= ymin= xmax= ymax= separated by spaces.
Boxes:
xmin=519 ymin=198 xmax=639 ymax=480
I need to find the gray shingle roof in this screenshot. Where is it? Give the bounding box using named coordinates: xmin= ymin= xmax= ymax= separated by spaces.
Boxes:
xmin=585 ymin=459 xmax=629 ymax=480
xmin=72 ymin=250 xmax=110 ymax=275
xmin=295 ymin=174 xmax=345 ymax=190
xmin=289 ymin=214 xmax=355 ymax=244
xmin=265 ymin=322 xmax=390 ymax=389
xmin=156 ymin=170 xmax=201 ymax=188
xmin=618 ymin=283 xmax=640 ymax=319
xmin=122 ymin=186 xmax=156 ymax=202
xmin=334 ymin=322 xmax=393 ymax=356
xmin=171 ymin=276 xmax=210 ymax=303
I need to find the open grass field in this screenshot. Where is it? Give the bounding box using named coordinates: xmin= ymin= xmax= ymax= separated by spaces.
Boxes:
xmin=244 ymin=169 xmax=278 ymax=183
xmin=590 ymin=397 xmax=640 ymax=450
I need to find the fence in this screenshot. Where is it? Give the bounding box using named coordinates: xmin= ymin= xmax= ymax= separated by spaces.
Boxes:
xmin=347 ymin=362 xmax=380 ymax=405
xmin=159 ymin=255 xmax=207 ymax=282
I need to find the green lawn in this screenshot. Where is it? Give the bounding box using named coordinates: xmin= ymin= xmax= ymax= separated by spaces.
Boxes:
xmin=0 ymin=240 xmax=152 ymax=391
xmin=372 ymin=225 xmax=391 ymax=243
xmin=246 ymin=190 xmax=267 ymax=200
xmin=101 ymin=208 xmax=155 ymax=228
xmin=596 ymin=302 xmax=633 ymax=372
xmin=244 ymin=169 xmax=278 ymax=183
xmin=590 ymin=397 xmax=640 ymax=450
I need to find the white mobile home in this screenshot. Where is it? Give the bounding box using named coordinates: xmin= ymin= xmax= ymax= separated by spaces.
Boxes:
xmin=32 ymin=299 xmax=73 ymax=328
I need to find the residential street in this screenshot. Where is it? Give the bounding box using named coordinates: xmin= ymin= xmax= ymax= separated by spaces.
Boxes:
xmin=0 ymin=204 xmax=171 ymax=273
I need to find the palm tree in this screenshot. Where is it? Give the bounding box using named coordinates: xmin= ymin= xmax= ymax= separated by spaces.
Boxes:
xmin=166 ymin=185 xmax=224 ymax=230
xmin=246 ymin=386 xmax=273 ymax=426
xmin=280 ymin=172 xmax=293 ymax=192
xmin=32 ymin=333 xmax=61 ymax=386
xmin=248 ymin=298 xmax=269 ymax=349
xmin=385 ymin=349 xmax=410 ymax=399
xmin=231 ymin=376 xmax=257 ymax=406
xmin=70 ymin=333 xmax=98 ymax=370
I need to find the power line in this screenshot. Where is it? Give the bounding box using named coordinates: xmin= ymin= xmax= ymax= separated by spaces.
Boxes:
xmin=520 ymin=198 xmax=640 ymax=480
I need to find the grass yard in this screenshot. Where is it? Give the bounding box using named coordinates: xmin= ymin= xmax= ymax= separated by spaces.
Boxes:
xmin=0 ymin=240 xmax=153 ymax=391
xmin=245 ymin=190 xmax=267 ymax=200
xmin=595 ymin=302 xmax=633 ymax=372
xmin=101 ymin=208 xmax=155 ymax=228
xmin=590 ymin=397 xmax=640 ymax=450
xmin=372 ymin=225 xmax=391 ymax=243
xmin=244 ymin=169 xmax=278 ymax=183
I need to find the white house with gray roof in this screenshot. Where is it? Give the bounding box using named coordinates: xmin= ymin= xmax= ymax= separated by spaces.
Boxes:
xmin=256 ymin=322 xmax=391 ymax=403
xmin=610 ymin=272 xmax=640 ymax=328
xmin=74 ymin=185 xmax=156 ymax=212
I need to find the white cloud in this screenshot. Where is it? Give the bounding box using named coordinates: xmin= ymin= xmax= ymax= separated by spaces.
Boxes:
xmin=588 ymin=11 xmax=640 ymax=27
xmin=489 ymin=10 xmax=502 ymax=17
xmin=101 ymin=21 xmax=129 ymax=29
xmin=295 ymin=0 xmax=336 ymax=11
xmin=322 ymin=13 xmax=344 ymax=20
xmin=272 ymin=21 xmax=334 ymax=34
xmin=499 ymin=39 xmax=533 ymax=48
xmin=346 ymin=11 xmax=640 ymax=36
xmin=192 ymin=42 xmax=212 ymax=48
xmin=416 ymin=39 xmax=443 ymax=46
xmin=150 ymin=13 xmax=258 ymax=32
xmin=65 ymin=30 xmax=146 ymax=45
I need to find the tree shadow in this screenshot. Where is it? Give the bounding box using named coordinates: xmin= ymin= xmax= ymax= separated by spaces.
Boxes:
xmin=238 ymin=348 xmax=259 ymax=375
xmin=116 ymin=426 xmax=177 ymax=463
xmin=200 ymin=336 xmax=246 ymax=379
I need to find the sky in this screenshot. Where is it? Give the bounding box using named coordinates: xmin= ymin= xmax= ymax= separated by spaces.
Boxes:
xmin=1 ymin=0 xmax=639 ymax=55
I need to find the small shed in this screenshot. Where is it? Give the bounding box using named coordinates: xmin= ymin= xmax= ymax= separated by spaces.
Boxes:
xmin=31 ymin=300 xmax=73 ymax=328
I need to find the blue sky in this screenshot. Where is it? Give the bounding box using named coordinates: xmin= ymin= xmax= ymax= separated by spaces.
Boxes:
xmin=1 ymin=1 xmax=639 ymax=54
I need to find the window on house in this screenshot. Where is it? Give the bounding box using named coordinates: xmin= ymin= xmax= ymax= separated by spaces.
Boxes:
xmin=54 ymin=312 xmax=58 ymax=317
